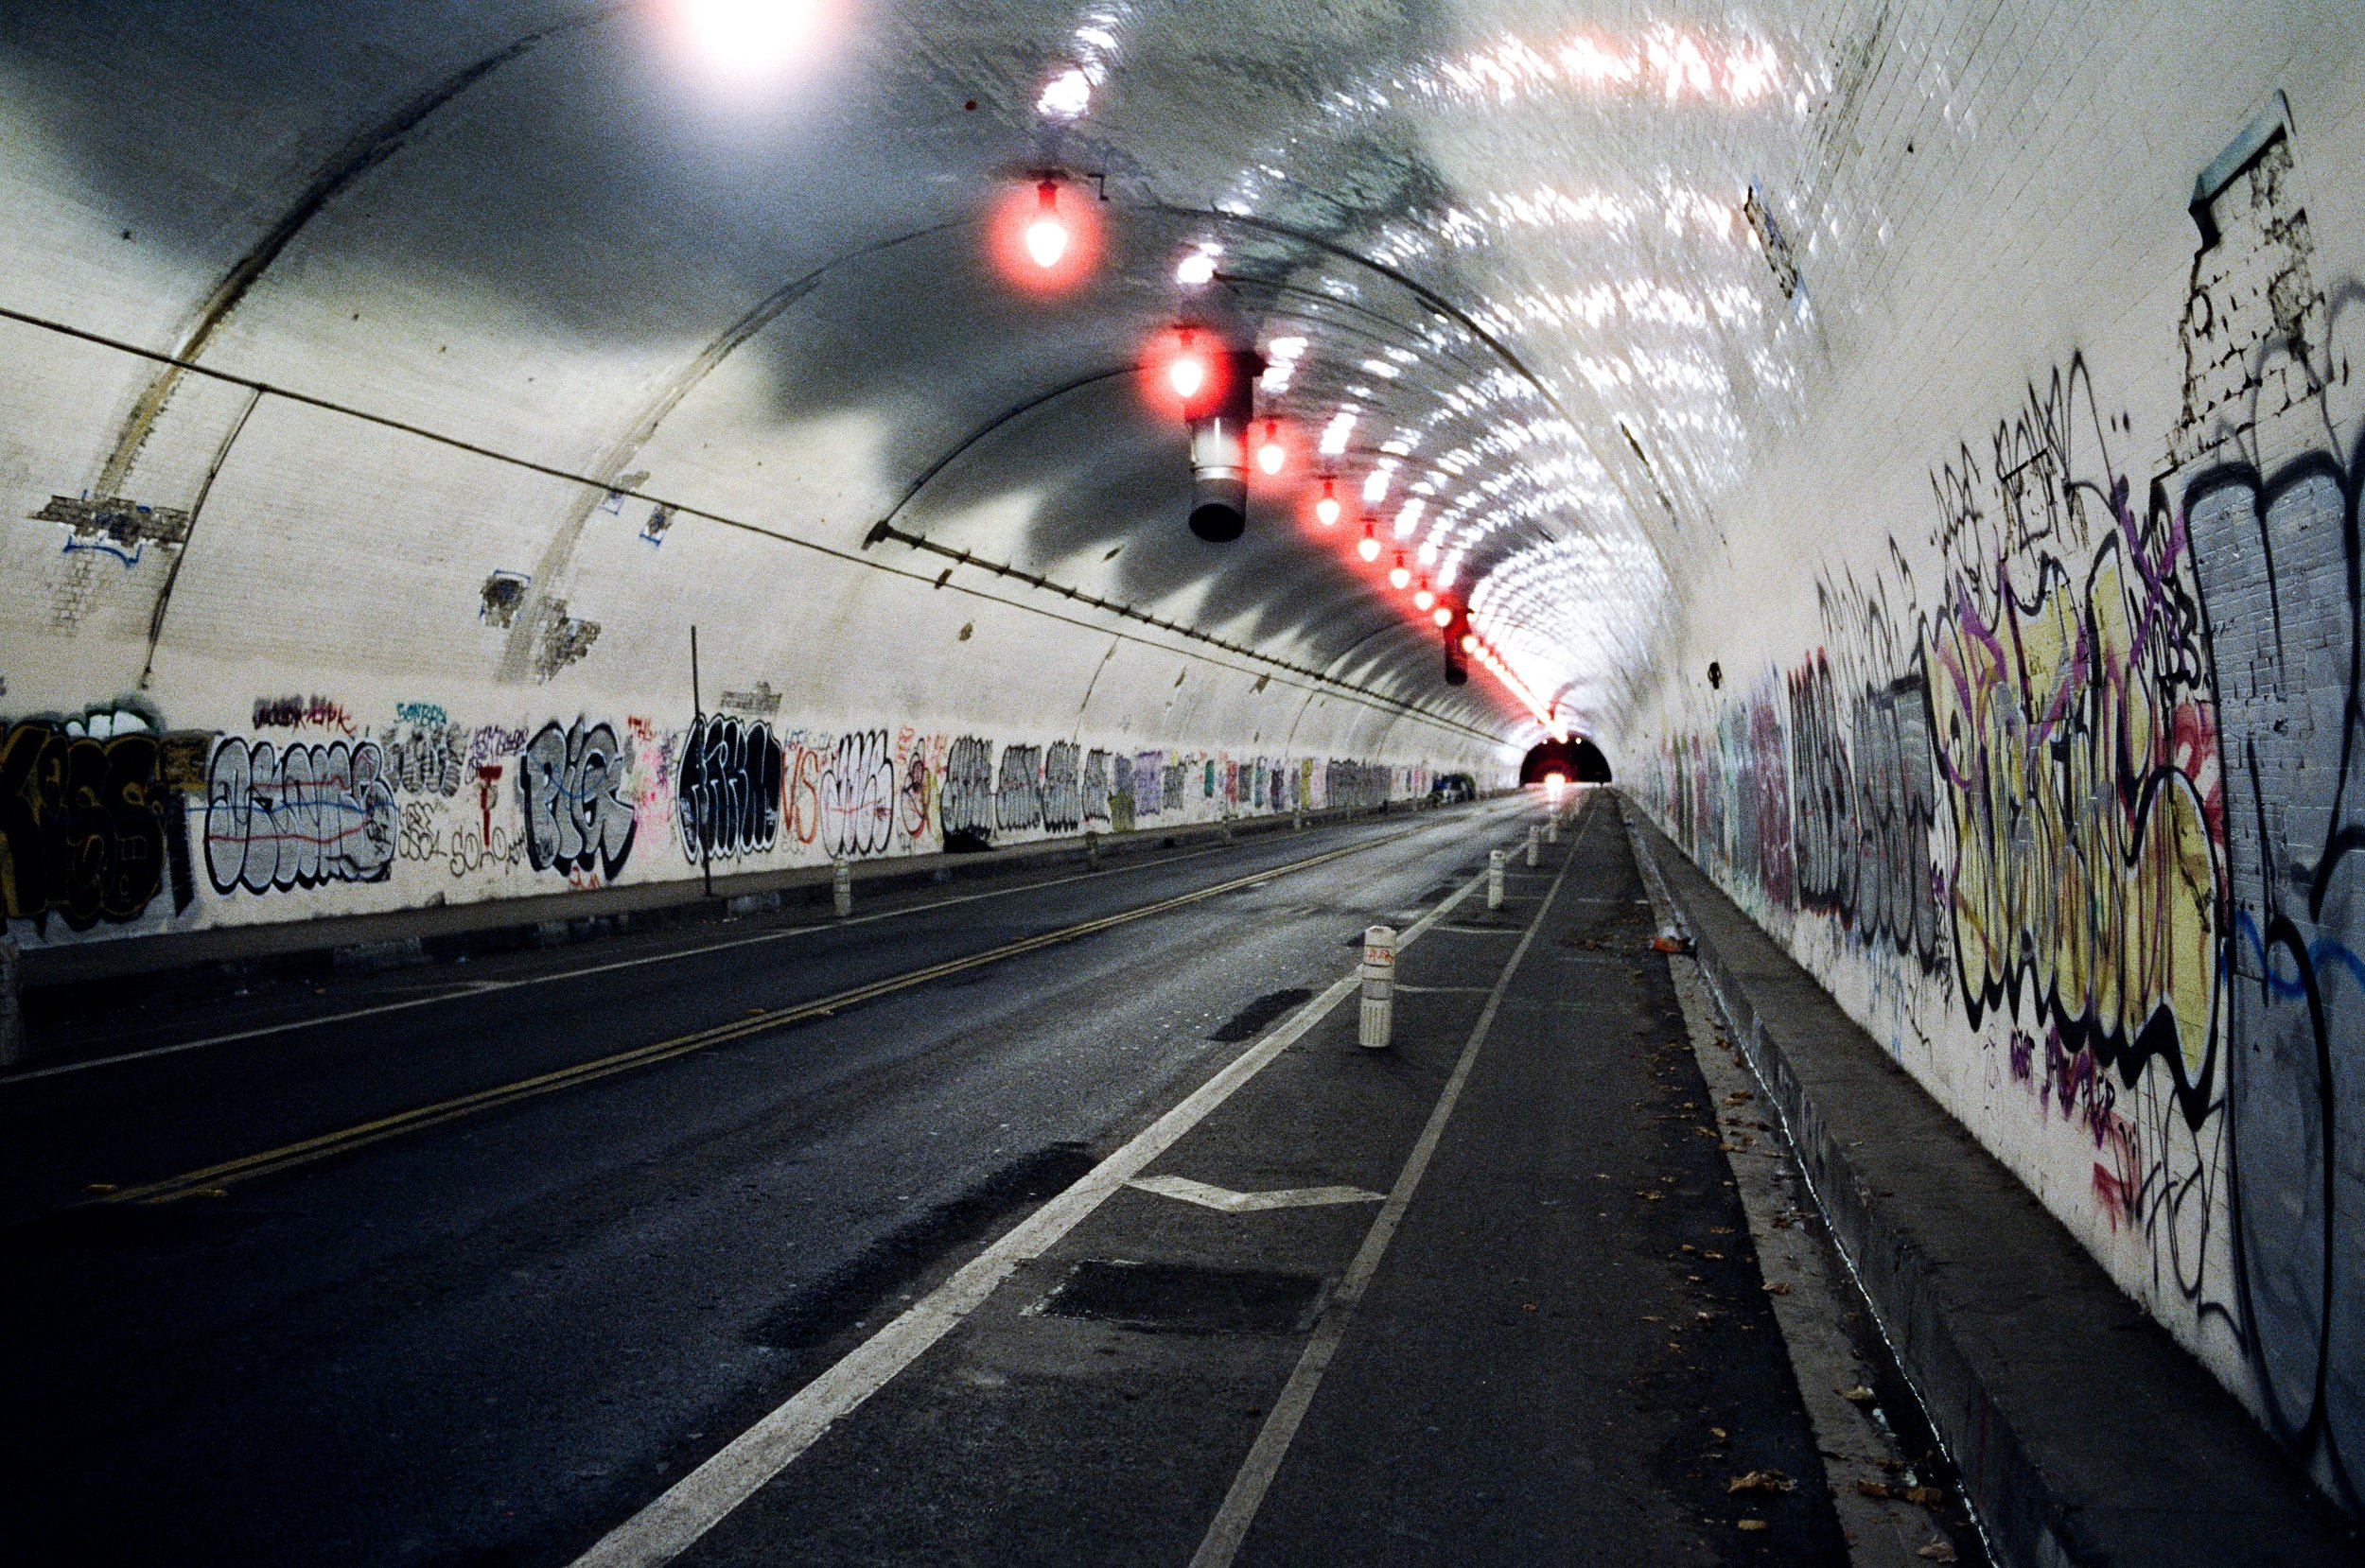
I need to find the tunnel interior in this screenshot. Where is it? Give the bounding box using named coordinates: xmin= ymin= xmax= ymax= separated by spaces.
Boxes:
xmin=1 ymin=0 xmax=2361 ymax=1550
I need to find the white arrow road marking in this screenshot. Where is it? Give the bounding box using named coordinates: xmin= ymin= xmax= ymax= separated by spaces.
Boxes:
xmin=1126 ymin=1175 xmax=1384 ymax=1212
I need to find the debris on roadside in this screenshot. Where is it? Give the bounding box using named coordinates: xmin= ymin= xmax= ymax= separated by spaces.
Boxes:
xmin=1727 ymin=1469 xmax=1796 ymax=1495
xmin=1857 ymin=1478 xmax=1946 ymax=1507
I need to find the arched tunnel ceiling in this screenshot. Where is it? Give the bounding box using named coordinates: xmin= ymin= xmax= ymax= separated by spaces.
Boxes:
xmin=0 ymin=0 xmax=1824 ymax=743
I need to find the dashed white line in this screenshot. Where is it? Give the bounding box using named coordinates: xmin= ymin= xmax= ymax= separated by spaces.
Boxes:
xmin=565 ymin=851 xmax=1499 ymax=1568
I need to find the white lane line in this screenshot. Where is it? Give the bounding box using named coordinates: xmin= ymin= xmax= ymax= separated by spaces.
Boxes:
xmin=1126 ymin=1176 xmax=1383 ymax=1212
xmin=564 ymin=853 xmax=1493 ymax=1568
xmin=7 ymin=819 xmax=1471 ymax=1086
xmin=1186 ymin=804 xmax=1591 ymax=1568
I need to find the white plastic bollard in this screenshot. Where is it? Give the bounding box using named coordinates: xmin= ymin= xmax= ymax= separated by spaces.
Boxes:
xmin=1487 ymin=848 xmax=1506 ymax=910
xmin=1546 ymin=814 xmax=1560 ymax=845
xmin=1292 ymin=804 xmax=1305 ymax=832
xmin=832 ymin=858 xmax=852 ymax=918
xmin=1525 ymin=826 xmax=1540 ymax=867
xmin=1085 ymin=830 xmax=1100 ymax=869
xmin=1358 ymin=924 xmax=1396 ymax=1050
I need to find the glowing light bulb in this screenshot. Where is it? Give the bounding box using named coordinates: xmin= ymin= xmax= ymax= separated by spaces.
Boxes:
xmin=678 ymin=0 xmax=821 ymax=81
xmin=1461 ymin=633 xmax=1478 ymax=652
xmin=1176 ymin=248 xmax=1218 ymax=287
xmin=1024 ymin=183 xmax=1068 ymax=270
xmin=1255 ymin=421 xmax=1285 ymax=476
xmin=1432 ymin=604 xmax=1453 ymax=627
xmin=1413 ymin=579 xmax=1434 ymax=611
xmin=1168 ymin=332 xmax=1207 ymax=400
xmin=1038 ymin=66 xmax=1091 ymax=120
xmin=1389 ymin=553 xmax=1411 ymax=590
xmin=1357 ymin=523 xmax=1380 ymax=562
xmin=1315 ymin=479 xmax=1340 ymax=527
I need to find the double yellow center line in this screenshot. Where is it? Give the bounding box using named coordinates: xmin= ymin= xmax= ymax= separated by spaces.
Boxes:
xmin=98 ymin=831 xmax=1407 ymax=1206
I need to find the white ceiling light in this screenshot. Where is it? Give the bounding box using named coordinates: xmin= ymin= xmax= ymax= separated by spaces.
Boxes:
xmin=1038 ymin=65 xmax=1092 ymax=119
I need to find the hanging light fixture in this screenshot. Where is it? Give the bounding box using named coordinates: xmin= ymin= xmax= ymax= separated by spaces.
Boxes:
xmin=1412 ymin=577 xmax=1434 ymax=611
xmin=1254 ymin=420 xmax=1286 ymax=476
xmin=1389 ymin=551 xmax=1411 ymax=590
xmin=1168 ymin=329 xmax=1208 ymax=400
xmin=1432 ymin=603 xmax=1453 ymax=627
xmin=1315 ymin=477 xmax=1341 ymax=527
xmin=1357 ymin=520 xmax=1380 ymax=562
xmin=1024 ymin=181 xmax=1069 ymax=270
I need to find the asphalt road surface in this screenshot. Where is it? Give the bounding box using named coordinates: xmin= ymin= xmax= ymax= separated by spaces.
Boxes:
xmin=3 ymin=794 xmax=1866 ymax=1567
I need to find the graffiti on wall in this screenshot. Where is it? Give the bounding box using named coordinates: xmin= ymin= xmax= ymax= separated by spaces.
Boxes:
xmin=518 ymin=718 xmax=637 ymax=881
xmin=677 ymin=714 xmax=781 ymax=864
xmin=819 ymin=729 xmax=894 ymax=859
xmin=0 ymin=707 xmax=202 ymax=931
xmin=940 ymin=735 xmax=994 ymax=845
xmin=1638 ymin=121 xmax=2362 ymax=1510
xmin=203 ymin=735 xmax=400 ymax=894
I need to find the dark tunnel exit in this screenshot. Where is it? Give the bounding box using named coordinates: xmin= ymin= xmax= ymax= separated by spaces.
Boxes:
xmin=1518 ymin=737 xmax=1612 ymax=785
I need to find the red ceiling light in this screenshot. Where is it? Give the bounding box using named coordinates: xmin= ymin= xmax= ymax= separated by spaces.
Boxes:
xmin=1024 ymin=181 xmax=1068 ymax=269
xmin=1388 ymin=551 xmax=1411 ymax=590
xmin=992 ymin=176 xmax=1098 ymax=293
xmin=1357 ymin=520 xmax=1380 ymax=562
xmin=1460 ymin=631 xmax=1479 ymax=652
xmin=1255 ymin=420 xmax=1286 ymax=476
xmin=1169 ymin=332 xmax=1207 ymax=399
xmin=1412 ymin=577 xmax=1435 ymax=611
xmin=1141 ymin=325 xmax=1229 ymax=417
xmin=1432 ymin=603 xmax=1453 ymax=627
xmin=1314 ymin=477 xmax=1341 ymax=527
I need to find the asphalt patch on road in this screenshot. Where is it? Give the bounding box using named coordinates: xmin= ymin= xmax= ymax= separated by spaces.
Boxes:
xmin=1033 ymin=1259 xmax=1328 ymax=1334
xmin=747 ymin=1141 xmax=1099 ymax=1355
xmin=1208 ymin=987 xmax=1313 ymax=1041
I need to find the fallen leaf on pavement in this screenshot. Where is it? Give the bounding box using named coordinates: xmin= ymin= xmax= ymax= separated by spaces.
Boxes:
xmin=1735 ymin=1518 xmax=1767 ymax=1531
xmin=1840 ymin=1385 xmax=1876 ymax=1403
xmin=1917 ymin=1543 xmax=1957 ymax=1562
xmin=1727 ymin=1470 xmax=1796 ymax=1495
xmin=1762 ymin=1281 xmax=1791 ymax=1296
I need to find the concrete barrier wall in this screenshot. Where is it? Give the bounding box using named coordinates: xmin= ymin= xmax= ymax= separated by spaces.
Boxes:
xmin=1615 ymin=26 xmax=2365 ymax=1516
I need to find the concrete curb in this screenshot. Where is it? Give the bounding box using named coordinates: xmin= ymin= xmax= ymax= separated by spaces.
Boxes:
xmin=13 ymin=797 xmax=1476 ymax=1050
xmin=1620 ymin=799 xmax=2358 ymax=1568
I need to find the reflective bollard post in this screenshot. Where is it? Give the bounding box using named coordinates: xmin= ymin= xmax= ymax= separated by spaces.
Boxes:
xmin=1358 ymin=924 xmax=1396 ymax=1050
xmin=1525 ymin=826 xmax=1540 ymax=867
xmin=1546 ymin=814 xmax=1560 ymax=845
xmin=832 ymin=858 xmax=852 ymax=918
xmin=1487 ymin=848 xmax=1506 ymax=911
